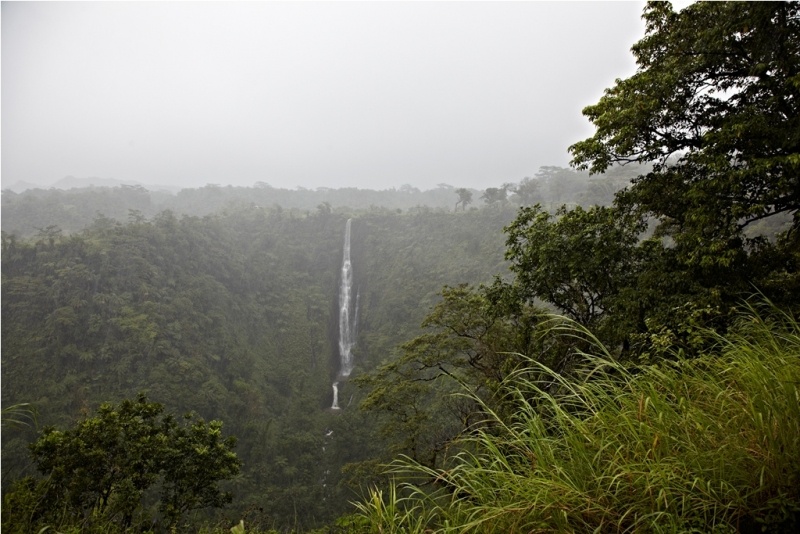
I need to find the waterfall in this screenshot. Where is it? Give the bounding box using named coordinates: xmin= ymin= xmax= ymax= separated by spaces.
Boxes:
xmin=331 ymin=219 xmax=356 ymax=410
xmin=338 ymin=219 xmax=356 ymax=378
xmin=331 ymin=382 xmax=340 ymax=410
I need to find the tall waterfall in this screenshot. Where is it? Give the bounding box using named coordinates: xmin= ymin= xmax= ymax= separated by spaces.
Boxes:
xmin=331 ymin=219 xmax=357 ymax=410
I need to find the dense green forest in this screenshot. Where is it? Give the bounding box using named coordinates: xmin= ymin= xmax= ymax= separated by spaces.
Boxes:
xmin=3 ymin=1 xmax=799 ymax=533
xmin=1 ymin=203 xmax=519 ymax=530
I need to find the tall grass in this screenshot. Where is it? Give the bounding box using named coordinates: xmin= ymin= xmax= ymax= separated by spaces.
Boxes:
xmin=1 ymin=403 xmax=38 ymax=429
xmin=358 ymin=305 xmax=800 ymax=533
xmin=351 ymin=483 xmax=436 ymax=534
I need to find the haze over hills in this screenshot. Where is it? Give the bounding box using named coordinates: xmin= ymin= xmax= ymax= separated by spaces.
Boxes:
xmin=3 ymin=175 xmax=184 ymax=194
xmin=1 ymin=164 xmax=644 ymax=239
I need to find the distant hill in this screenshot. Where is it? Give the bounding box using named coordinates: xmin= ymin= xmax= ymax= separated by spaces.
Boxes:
xmin=2 ymin=180 xmax=42 ymax=193
xmin=50 ymin=175 xmax=137 ymax=189
xmin=1 ymin=165 xmax=647 ymax=239
xmin=2 ymin=176 xmax=183 ymax=194
xmin=50 ymin=175 xmax=182 ymax=193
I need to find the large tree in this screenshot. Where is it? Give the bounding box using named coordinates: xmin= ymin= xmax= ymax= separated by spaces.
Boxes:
xmin=570 ymin=1 xmax=799 ymax=269
xmin=488 ymin=1 xmax=800 ymax=354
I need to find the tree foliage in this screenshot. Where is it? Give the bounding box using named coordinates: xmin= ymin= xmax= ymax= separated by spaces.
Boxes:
xmin=356 ymin=282 xmax=546 ymax=469
xmin=480 ymin=186 xmax=508 ymax=206
xmin=454 ymin=188 xmax=473 ymax=211
xmin=490 ymin=1 xmax=800 ymax=347
xmin=1 ymin=204 xmax=513 ymax=530
xmin=503 ymin=205 xmax=649 ymax=332
xmin=570 ymin=1 xmax=800 ymax=268
xmin=5 ymin=393 xmax=240 ymax=531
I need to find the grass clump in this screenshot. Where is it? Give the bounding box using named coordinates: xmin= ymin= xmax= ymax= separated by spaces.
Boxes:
xmin=358 ymin=305 xmax=800 ymax=533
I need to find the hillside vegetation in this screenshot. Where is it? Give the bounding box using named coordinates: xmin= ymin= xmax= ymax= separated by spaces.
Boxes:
xmin=1 ymin=205 xmax=514 ymax=530
xmin=356 ymin=307 xmax=800 ymax=534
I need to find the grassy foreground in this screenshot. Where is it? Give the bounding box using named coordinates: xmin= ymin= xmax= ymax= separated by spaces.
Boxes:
xmin=354 ymin=305 xmax=800 ymax=533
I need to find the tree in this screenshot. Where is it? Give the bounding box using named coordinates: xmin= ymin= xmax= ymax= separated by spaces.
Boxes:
xmin=454 ymin=188 xmax=473 ymax=211
xmin=508 ymin=176 xmax=541 ymax=206
xmin=158 ymin=416 xmax=242 ymax=523
xmin=534 ymin=166 xmax=590 ymax=209
xmin=578 ymin=164 xmax=648 ymax=207
xmin=316 ymin=201 xmax=332 ymax=216
xmin=569 ymin=1 xmax=800 ymax=268
xmin=356 ymin=284 xmax=543 ymax=467
xmin=20 ymin=394 xmax=241 ymax=529
xmin=502 ymin=204 xmax=652 ymax=345
xmin=481 ymin=186 xmax=508 ymax=206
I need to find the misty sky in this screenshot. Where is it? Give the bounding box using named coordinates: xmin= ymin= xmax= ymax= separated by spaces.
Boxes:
xmin=3 ymin=2 xmax=661 ymax=191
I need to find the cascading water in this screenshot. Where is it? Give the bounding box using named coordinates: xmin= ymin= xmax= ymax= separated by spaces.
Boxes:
xmin=331 ymin=382 xmax=340 ymax=410
xmin=331 ymin=219 xmax=357 ymax=410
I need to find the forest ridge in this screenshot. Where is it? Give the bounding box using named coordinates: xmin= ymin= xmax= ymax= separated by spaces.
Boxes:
xmin=1 ymin=164 xmax=637 ymax=239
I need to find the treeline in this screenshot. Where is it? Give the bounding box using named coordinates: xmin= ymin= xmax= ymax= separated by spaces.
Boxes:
xmin=1 ymin=164 xmax=642 ymax=238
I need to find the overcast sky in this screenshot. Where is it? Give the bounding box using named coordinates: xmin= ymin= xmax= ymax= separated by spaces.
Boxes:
xmin=3 ymin=1 xmax=656 ymax=191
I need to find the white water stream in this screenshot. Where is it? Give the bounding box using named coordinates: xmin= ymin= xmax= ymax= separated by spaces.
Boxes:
xmin=331 ymin=219 xmax=357 ymax=410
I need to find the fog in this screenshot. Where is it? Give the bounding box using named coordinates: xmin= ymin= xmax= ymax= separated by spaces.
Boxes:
xmin=3 ymin=2 xmax=652 ymax=192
